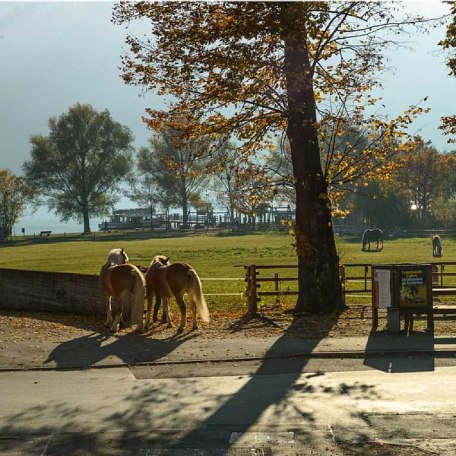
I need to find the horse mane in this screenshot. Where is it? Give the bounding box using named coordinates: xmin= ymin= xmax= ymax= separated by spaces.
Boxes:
xmin=151 ymin=255 xmax=170 ymax=266
xmin=105 ymin=248 xmax=129 ymax=267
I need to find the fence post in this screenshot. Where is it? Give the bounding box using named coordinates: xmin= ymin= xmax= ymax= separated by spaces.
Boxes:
xmin=339 ymin=265 xmax=346 ymax=305
xmin=274 ymin=272 xmax=281 ymax=306
xmin=247 ymin=264 xmax=258 ymax=315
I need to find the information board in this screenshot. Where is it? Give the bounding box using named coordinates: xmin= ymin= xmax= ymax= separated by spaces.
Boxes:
xmin=398 ymin=267 xmax=429 ymax=308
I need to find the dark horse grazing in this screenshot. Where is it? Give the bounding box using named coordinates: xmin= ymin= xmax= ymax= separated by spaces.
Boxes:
xmin=362 ymin=228 xmax=383 ymax=251
xmin=432 ymin=235 xmax=442 ymax=257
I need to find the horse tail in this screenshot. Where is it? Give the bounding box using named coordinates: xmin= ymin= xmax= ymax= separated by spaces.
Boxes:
xmin=188 ymin=269 xmax=210 ymax=323
xmin=131 ymin=267 xmax=146 ymax=326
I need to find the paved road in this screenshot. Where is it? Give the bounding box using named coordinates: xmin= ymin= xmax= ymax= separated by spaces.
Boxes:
xmin=0 ymin=357 xmax=455 ymax=455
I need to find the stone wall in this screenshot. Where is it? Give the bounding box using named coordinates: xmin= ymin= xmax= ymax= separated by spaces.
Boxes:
xmin=0 ymin=268 xmax=103 ymax=314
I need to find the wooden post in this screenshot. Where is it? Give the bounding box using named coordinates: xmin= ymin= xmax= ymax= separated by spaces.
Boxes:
xmin=274 ymin=272 xmax=281 ymax=306
xmin=247 ymin=264 xmax=258 ymax=315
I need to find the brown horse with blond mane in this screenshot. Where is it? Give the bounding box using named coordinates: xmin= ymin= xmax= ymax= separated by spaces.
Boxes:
xmin=144 ymin=255 xmax=210 ymax=333
xmin=99 ymin=248 xmax=145 ymax=333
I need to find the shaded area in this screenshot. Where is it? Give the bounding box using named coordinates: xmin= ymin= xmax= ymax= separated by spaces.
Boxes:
xmin=364 ymin=330 xmax=435 ymax=372
xmin=163 ymin=311 xmax=372 ymax=451
xmin=0 ymin=310 xmax=381 ymax=455
xmin=44 ymin=330 xmax=198 ymax=369
xmin=3 ymin=310 xmax=453 ymax=454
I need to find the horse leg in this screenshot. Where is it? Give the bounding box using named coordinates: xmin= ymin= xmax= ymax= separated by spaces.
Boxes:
xmin=110 ymin=294 xmax=123 ymax=333
xmin=153 ymin=296 xmax=163 ymax=322
xmin=103 ymin=295 xmax=113 ymax=328
xmin=189 ymin=297 xmax=198 ymax=330
xmin=145 ymin=293 xmax=154 ymax=329
xmin=174 ymin=294 xmax=186 ymax=333
xmin=163 ymin=297 xmax=173 ymax=328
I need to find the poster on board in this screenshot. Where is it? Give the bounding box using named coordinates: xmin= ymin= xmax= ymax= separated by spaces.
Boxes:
xmin=399 ymin=268 xmax=428 ymax=307
xmin=373 ymin=268 xmax=392 ymax=309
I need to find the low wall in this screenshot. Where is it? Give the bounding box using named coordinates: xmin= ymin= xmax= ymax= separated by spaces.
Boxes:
xmin=0 ymin=268 xmax=103 ymax=314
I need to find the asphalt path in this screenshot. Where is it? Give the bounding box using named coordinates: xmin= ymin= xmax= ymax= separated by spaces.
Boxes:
xmin=0 ymin=359 xmax=455 ymax=455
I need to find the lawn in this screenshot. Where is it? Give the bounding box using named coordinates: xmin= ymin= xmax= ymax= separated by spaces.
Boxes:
xmin=0 ymin=229 xmax=455 ymax=311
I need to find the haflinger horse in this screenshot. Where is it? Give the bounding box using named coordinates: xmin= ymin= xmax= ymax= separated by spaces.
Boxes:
xmin=99 ymin=248 xmax=145 ymax=333
xmin=362 ymin=228 xmax=383 ymax=251
xmin=144 ymin=255 xmax=210 ymax=334
xmin=432 ymin=234 xmax=442 ymax=257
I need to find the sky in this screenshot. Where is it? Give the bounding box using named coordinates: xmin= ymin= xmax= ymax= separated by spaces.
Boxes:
xmin=0 ymin=0 xmax=455 ymax=233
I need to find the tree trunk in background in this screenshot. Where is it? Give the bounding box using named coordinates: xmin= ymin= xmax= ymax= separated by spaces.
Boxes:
xmin=182 ymin=198 xmax=189 ymax=229
xmin=82 ymin=203 xmax=91 ymax=234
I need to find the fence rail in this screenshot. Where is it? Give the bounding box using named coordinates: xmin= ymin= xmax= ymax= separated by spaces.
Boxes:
xmin=243 ymin=262 xmax=456 ymax=315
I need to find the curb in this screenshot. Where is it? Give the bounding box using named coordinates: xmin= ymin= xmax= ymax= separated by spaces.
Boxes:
xmin=1 ymin=347 xmax=455 ymax=373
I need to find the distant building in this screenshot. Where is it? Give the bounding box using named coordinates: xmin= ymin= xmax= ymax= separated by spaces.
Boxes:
xmin=99 ymin=208 xmax=158 ymax=230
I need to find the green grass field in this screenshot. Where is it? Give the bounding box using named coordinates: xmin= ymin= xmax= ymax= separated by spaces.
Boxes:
xmin=1 ymin=230 xmax=455 ymax=311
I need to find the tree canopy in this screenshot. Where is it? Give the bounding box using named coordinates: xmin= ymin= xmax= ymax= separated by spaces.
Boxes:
xmin=0 ymin=169 xmax=32 ymax=241
xmin=137 ymin=128 xmax=214 ymax=228
xmin=113 ymin=1 xmax=438 ymax=313
xmin=439 ymin=2 xmax=456 ymax=143
xmin=23 ymin=103 xmax=134 ymax=233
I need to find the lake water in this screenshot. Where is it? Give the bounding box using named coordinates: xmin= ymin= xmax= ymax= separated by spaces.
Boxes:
xmin=15 ymin=208 xmax=102 ymax=235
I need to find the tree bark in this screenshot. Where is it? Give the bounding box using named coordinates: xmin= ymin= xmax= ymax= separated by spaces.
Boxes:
xmin=82 ymin=201 xmax=91 ymax=234
xmin=282 ymin=4 xmax=344 ymax=313
xmin=182 ymin=197 xmax=189 ymax=229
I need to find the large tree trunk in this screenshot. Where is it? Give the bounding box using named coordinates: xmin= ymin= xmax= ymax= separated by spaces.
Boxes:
xmin=181 ymin=176 xmax=189 ymax=229
xmin=82 ymin=202 xmax=91 ymax=234
xmin=182 ymin=198 xmax=189 ymax=229
xmin=282 ymin=5 xmax=344 ymax=313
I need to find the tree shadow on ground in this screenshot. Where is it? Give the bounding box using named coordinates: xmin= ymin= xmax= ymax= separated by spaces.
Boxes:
xmin=155 ymin=311 xmax=375 ymax=451
xmin=0 ymin=310 xmax=387 ymax=454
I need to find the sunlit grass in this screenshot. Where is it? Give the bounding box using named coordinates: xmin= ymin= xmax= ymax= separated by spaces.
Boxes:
xmin=1 ymin=230 xmax=455 ymax=311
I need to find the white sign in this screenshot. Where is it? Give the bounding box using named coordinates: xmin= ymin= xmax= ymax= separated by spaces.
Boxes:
xmin=374 ymin=269 xmax=392 ymax=308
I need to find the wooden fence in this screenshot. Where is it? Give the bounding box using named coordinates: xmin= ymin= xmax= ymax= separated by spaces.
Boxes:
xmin=244 ymin=262 xmax=456 ymax=315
